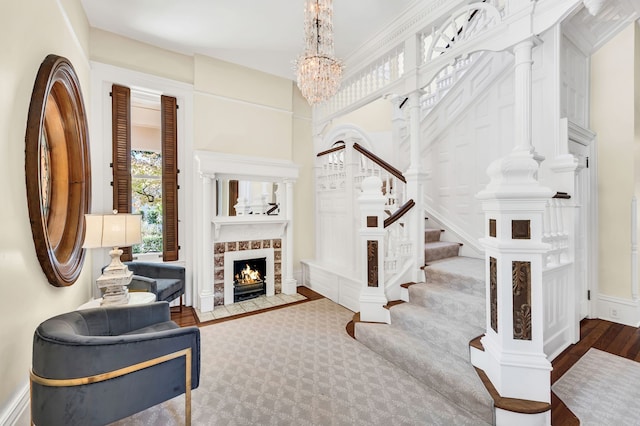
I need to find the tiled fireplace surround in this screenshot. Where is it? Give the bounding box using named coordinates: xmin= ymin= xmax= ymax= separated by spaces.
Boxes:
xmin=214 ymin=239 xmax=282 ymax=306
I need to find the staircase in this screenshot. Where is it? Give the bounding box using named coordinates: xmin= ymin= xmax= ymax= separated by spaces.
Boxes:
xmin=353 ymin=227 xmax=493 ymax=424
xmin=424 ymin=227 xmax=463 ymax=263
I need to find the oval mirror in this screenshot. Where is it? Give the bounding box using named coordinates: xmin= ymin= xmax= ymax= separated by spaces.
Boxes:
xmin=25 ymin=54 xmax=91 ymax=287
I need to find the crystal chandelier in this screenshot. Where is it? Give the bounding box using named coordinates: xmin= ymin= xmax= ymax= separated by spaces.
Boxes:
xmin=295 ymin=0 xmax=343 ymax=105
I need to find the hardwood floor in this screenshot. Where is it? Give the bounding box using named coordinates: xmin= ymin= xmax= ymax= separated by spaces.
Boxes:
xmin=170 ymin=286 xmax=323 ymax=327
xmin=171 ymin=298 xmax=640 ymax=425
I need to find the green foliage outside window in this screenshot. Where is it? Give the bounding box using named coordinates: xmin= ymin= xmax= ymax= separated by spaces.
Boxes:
xmin=131 ymin=150 xmax=163 ymax=254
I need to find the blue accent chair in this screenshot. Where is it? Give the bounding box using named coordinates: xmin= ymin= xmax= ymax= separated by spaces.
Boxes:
xmin=124 ymin=261 xmax=186 ymax=311
xmin=30 ymin=302 xmax=200 ymax=425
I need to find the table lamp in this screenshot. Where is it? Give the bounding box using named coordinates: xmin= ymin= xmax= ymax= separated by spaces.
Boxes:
xmin=83 ymin=211 xmax=142 ymax=305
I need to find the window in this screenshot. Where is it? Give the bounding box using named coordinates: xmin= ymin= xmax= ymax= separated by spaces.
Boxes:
xmin=111 ymin=84 xmax=179 ymax=261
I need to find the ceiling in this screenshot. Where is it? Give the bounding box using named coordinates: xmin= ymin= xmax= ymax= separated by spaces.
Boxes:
xmin=81 ymin=0 xmax=418 ymax=81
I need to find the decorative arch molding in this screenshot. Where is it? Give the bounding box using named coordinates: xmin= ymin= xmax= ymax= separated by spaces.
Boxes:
xmin=25 ymin=54 xmax=91 ymax=287
xmin=319 ymin=124 xmax=376 ymax=154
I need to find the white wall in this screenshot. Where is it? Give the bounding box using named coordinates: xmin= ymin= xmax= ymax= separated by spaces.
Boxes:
xmin=90 ymin=32 xmax=315 ymax=279
xmin=0 ymin=0 xmax=93 ymax=419
xmin=591 ymin=22 xmax=638 ymax=300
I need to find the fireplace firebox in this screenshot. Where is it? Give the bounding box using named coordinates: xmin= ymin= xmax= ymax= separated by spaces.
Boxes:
xmin=233 ymin=257 xmax=266 ymax=302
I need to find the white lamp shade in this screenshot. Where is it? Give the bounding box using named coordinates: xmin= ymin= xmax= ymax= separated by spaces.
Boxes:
xmin=83 ymin=213 xmax=142 ymax=248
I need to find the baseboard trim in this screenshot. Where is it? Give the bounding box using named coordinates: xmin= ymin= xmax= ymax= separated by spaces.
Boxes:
xmin=597 ymin=294 xmax=640 ymax=327
xmin=0 ymin=380 xmax=29 ymax=426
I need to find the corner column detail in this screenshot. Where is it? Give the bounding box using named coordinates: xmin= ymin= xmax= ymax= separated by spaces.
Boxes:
xmin=199 ymin=174 xmax=215 ymax=312
xmin=358 ymin=176 xmax=389 ymax=323
xmin=282 ymin=179 xmax=297 ymax=294
xmin=475 ymin=39 xmax=552 ymax=426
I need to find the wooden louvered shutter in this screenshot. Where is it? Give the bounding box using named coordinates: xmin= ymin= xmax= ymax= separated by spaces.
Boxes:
xmin=161 ymin=95 xmax=179 ymax=261
xmin=111 ymin=84 xmax=133 ymax=261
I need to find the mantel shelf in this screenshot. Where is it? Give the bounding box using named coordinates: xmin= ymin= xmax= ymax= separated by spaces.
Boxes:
xmin=211 ymin=216 xmax=289 ymax=240
xmin=212 ymin=216 xmax=289 ymax=226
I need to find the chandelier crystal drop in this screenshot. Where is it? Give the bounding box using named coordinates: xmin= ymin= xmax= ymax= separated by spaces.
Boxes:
xmin=295 ymin=0 xmax=343 ymax=105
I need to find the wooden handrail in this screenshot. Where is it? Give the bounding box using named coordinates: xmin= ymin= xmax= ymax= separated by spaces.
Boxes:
xmin=384 ymin=199 xmax=415 ymax=228
xmin=317 ymin=144 xmax=346 ymax=157
xmin=553 ymin=192 xmax=571 ymax=199
xmin=353 ymin=143 xmax=406 ymax=183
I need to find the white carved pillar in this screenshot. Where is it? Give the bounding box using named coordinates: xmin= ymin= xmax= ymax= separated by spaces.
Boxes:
xmin=282 ymin=179 xmax=297 ymax=294
xmin=358 ymin=176 xmax=389 ymax=323
xmin=199 ymin=174 xmax=215 ymax=312
xmin=405 ymin=91 xmax=426 ymax=282
xmin=514 ymin=40 xmax=534 ymax=153
xmin=474 ymin=39 xmax=552 ymax=426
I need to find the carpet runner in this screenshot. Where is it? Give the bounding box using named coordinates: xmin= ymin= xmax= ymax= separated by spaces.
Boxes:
xmin=354 ymin=255 xmax=493 ymax=425
xmin=552 ymin=348 xmax=640 ymax=425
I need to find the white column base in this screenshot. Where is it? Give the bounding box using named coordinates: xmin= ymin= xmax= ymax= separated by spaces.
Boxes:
xmin=199 ymin=293 xmax=214 ymax=313
xmin=282 ymin=278 xmax=297 ymax=295
xmin=496 ymin=408 xmax=550 ymax=426
xmin=359 ymin=292 xmax=390 ymax=323
xmin=482 ymin=336 xmax=552 ymax=403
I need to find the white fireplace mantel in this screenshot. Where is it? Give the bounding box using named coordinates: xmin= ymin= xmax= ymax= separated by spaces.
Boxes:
xmin=212 ymin=216 xmax=288 ymax=241
xmin=193 ymin=150 xmax=299 ymax=313
xmin=194 ymin=150 xmax=299 ymax=181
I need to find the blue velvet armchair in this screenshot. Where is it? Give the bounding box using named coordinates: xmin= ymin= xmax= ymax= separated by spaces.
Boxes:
xmin=30 ymin=302 xmax=200 ymax=426
xmin=124 ymin=261 xmax=186 ymax=310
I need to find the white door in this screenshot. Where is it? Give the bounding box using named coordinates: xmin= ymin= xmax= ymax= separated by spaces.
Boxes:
xmin=569 ymin=140 xmax=592 ymax=319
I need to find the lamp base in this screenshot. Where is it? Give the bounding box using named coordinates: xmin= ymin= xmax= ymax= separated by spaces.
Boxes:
xmin=97 ymin=247 xmax=133 ymax=306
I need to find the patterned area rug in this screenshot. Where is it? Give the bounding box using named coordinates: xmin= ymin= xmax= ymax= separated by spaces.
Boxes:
xmin=552 ymin=348 xmax=640 ymax=425
xmin=113 ymin=298 xmax=484 ymax=425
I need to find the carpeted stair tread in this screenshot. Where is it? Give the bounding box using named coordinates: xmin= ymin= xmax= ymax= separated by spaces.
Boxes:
xmin=355 ymin=322 xmax=493 ymax=425
xmin=424 ymin=228 xmax=443 ymax=243
xmin=426 ymin=256 xmax=484 ymax=281
xmin=424 ymin=241 xmax=461 ymax=262
xmin=424 ymin=256 xmax=485 ymax=297
xmin=388 ymin=303 xmax=484 ymax=360
xmin=407 ymin=282 xmax=485 ymax=326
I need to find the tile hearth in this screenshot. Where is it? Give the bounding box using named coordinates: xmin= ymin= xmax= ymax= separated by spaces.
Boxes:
xmin=195 ymin=292 xmax=306 ymax=323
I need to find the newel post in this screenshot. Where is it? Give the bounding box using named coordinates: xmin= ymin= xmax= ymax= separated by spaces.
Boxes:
xmin=474 ymin=39 xmax=552 ymax=426
xmin=358 ymin=176 xmax=389 ymax=323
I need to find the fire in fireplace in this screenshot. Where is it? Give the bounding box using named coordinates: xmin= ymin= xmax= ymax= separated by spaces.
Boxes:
xmin=233 ymin=257 xmax=266 ymax=302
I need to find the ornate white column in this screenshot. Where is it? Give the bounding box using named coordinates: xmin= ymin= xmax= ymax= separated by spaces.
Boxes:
xmin=282 ymin=179 xmax=297 ymax=294
xmin=199 ymin=174 xmax=215 ymax=312
xmin=404 ymin=91 xmax=426 ymax=282
xmin=513 ymin=40 xmax=534 ymax=153
xmin=358 ymin=176 xmax=389 ymax=323
xmin=474 ymin=39 xmax=552 ymax=425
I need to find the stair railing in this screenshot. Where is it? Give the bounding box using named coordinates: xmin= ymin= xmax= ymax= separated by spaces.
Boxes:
xmin=316 ymin=143 xmax=346 ymax=191
xmin=383 ymin=199 xmax=415 ymax=275
xmin=420 ymin=54 xmax=476 ymax=115
xmin=316 ymin=138 xmax=416 ymax=311
xmin=350 ymin=142 xmax=412 ymax=279
xmin=542 ymin=192 xmax=572 ymax=268
xmin=353 ymin=142 xmax=407 ymax=210
xmin=541 ymin=192 xmax=578 ymax=360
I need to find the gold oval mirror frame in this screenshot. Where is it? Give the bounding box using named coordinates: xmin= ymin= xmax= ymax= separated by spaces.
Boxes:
xmin=25 ymin=54 xmax=91 ymax=287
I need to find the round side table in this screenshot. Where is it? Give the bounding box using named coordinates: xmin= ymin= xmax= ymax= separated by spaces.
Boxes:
xmin=78 ymin=292 xmax=156 ymax=310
